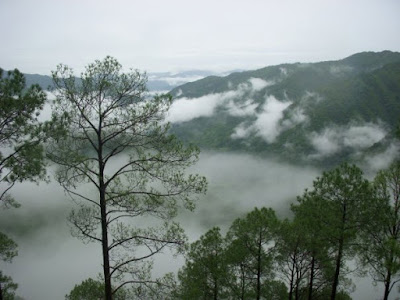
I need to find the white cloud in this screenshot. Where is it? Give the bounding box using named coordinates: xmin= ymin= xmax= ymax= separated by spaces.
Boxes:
xmin=364 ymin=143 xmax=400 ymax=173
xmin=230 ymin=90 xmax=316 ymax=143
xmin=281 ymin=107 xmax=308 ymax=129
xmin=166 ymin=77 xmax=269 ymax=123
xmin=254 ymin=97 xmax=291 ymax=143
xmin=309 ymin=123 xmax=387 ymax=158
xmin=234 ymin=78 xmax=273 ymax=95
xmin=309 ymin=128 xmax=341 ymax=157
xmin=232 ymin=96 xmax=291 ymax=143
xmin=248 ymin=77 xmax=272 ymax=91
xmin=226 ymin=99 xmax=258 ymax=117
xmin=231 ymin=122 xmax=253 ymax=139
xmin=343 ymin=125 xmax=386 ymax=148
xmin=166 ymin=93 xmax=224 ymax=123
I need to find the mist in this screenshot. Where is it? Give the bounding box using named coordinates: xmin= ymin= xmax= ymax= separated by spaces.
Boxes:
xmin=0 ymin=152 xmax=392 ymax=299
xmin=0 ymin=152 xmax=316 ymax=299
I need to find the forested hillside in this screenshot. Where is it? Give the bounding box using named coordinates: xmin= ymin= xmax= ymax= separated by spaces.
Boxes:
xmin=169 ymin=51 xmax=400 ymax=167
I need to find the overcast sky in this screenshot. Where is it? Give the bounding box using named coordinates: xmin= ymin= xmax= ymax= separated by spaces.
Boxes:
xmin=0 ymin=0 xmax=399 ymax=75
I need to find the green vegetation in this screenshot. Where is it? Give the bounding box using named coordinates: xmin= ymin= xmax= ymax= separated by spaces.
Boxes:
xmin=0 ymin=233 xmax=18 ymax=299
xmin=65 ymin=278 xmax=128 ymax=300
xmin=169 ymin=51 xmax=400 ymax=168
xmin=176 ymin=227 xmax=228 ymax=299
xmin=292 ymin=164 xmax=372 ymax=299
xmin=0 ymin=271 xmax=18 ymax=300
xmin=47 ymin=57 xmax=207 ymax=300
xmin=173 ymin=162 xmax=400 ymax=300
xmin=0 ymin=68 xmax=47 ymax=206
xmin=0 ymin=68 xmax=48 ymax=299
xmin=358 ymin=162 xmax=400 ymax=300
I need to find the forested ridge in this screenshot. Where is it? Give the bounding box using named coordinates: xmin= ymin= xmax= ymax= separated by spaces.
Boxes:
xmin=169 ymin=51 xmax=400 ymax=168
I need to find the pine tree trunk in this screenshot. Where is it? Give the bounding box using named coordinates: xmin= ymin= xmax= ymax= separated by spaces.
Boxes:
xmin=331 ymin=202 xmax=347 ymax=300
xmin=0 ymin=282 xmax=3 ymax=300
xmin=98 ymin=127 xmax=112 ymax=300
xmin=256 ymin=230 xmax=262 ymax=300
xmin=288 ymin=268 xmax=294 ymax=300
xmin=383 ymin=270 xmax=392 ymax=300
xmin=214 ymin=276 xmax=218 ymax=300
xmin=288 ymin=250 xmax=296 ymax=300
xmin=331 ymin=237 xmax=344 ymax=300
xmin=241 ymin=264 xmax=245 ymax=300
xmin=308 ymin=254 xmax=315 ymax=300
xmin=101 ymin=184 xmax=112 ymax=300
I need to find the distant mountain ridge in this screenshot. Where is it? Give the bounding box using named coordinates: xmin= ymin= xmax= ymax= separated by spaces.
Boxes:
xmin=168 ymin=51 xmax=400 ymax=168
xmin=24 ymin=73 xmax=54 ymax=90
xmin=0 ymin=69 xmax=223 ymax=92
xmin=170 ymin=51 xmax=400 ymax=98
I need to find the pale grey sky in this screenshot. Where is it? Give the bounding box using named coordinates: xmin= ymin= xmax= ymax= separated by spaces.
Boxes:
xmin=0 ymin=0 xmax=399 ymax=74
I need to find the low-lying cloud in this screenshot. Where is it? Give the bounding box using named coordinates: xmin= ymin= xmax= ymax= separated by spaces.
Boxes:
xmin=281 ymin=106 xmax=308 ymax=129
xmin=248 ymin=77 xmax=272 ymax=91
xmin=166 ymin=77 xmax=271 ymax=123
xmin=166 ymin=93 xmax=226 ymax=123
xmin=363 ymin=143 xmax=400 ymax=174
xmin=309 ymin=122 xmax=387 ymax=159
xmin=226 ymin=99 xmax=258 ymax=117
xmin=231 ymin=96 xmax=291 ymax=143
xmin=230 ymin=90 xmax=323 ymax=144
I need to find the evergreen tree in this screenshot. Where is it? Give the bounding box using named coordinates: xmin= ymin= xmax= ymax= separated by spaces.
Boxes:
xmin=276 ymin=219 xmax=313 ymax=300
xmin=0 ymin=233 xmax=18 ymax=300
xmin=358 ymin=160 xmax=400 ymax=300
xmin=225 ymin=207 xmax=285 ymax=300
xmin=65 ymin=278 xmax=128 ymax=300
xmin=0 ymin=68 xmax=47 ymax=300
xmin=290 ymin=199 xmax=336 ymax=299
xmin=293 ymin=163 xmax=371 ymax=300
xmin=48 ymin=57 xmax=207 ymax=300
xmin=0 ymin=68 xmax=47 ymax=206
xmin=176 ymin=227 xmax=228 ymax=300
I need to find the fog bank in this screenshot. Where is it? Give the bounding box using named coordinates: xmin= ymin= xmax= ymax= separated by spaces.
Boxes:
xmin=0 ymin=152 xmax=388 ymax=299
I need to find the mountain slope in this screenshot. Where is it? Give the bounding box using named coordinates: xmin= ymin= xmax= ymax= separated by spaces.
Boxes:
xmin=168 ymin=51 xmax=400 ymax=168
